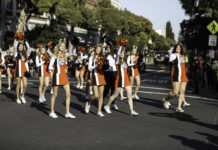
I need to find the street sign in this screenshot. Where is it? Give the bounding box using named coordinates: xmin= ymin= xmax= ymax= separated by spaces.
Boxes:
xmin=207 ymin=20 xmax=218 ymax=35
xmin=208 ymin=35 xmax=217 ymax=46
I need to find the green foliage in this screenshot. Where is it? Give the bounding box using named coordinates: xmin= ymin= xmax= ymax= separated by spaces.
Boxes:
xmin=166 ymin=21 xmax=175 ymax=40
xmin=179 ymin=0 xmax=218 ymax=51
xmin=25 ymin=25 xmax=66 ymax=48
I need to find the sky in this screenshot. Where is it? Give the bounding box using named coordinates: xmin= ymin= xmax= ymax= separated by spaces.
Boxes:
xmin=119 ymin=0 xmax=189 ymax=41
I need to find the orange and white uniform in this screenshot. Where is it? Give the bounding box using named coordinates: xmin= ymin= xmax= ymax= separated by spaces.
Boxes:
xmin=127 ymin=55 xmax=140 ymax=77
xmin=0 ymin=54 xmax=5 ymax=72
xmin=49 ymin=56 xmax=69 ymax=86
xmin=88 ymin=56 xmax=106 ymax=86
xmin=170 ymin=53 xmax=188 ymax=82
xmin=115 ymin=63 xmax=131 ymax=88
xmin=5 ymin=55 xmax=15 ymax=72
xmin=114 ymin=46 xmax=131 ymax=88
xmin=36 ymin=55 xmax=50 ymax=77
xmin=14 ymin=40 xmax=30 ymax=78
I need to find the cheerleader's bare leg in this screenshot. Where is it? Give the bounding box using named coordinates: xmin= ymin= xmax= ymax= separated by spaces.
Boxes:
xmin=21 ymin=77 xmax=27 ymax=97
xmin=79 ymin=71 xmax=85 ymax=89
xmin=75 ymin=70 xmax=80 ymax=87
xmin=50 ymin=86 xmax=58 ymax=113
xmin=63 ymin=84 xmax=71 ymax=114
xmin=98 ymin=85 xmax=104 ymax=113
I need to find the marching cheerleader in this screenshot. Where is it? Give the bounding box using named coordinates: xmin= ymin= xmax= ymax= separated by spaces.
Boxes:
xmin=85 ymin=48 xmax=95 ymax=99
xmin=103 ymin=46 xmax=119 ymax=110
xmin=5 ymin=46 xmax=16 ymax=90
xmin=75 ymin=47 xmax=88 ymax=89
xmin=85 ymin=45 xmax=106 ymax=117
xmin=127 ymin=46 xmax=140 ymax=99
xmin=163 ymin=44 xmax=189 ymax=112
xmin=14 ymin=34 xmax=31 ymax=104
xmin=36 ymin=44 xmax=50 ymax=103
xmin=0 ymin=51 xmax=5 ymax=93
xmin=104 ymin=39 xmax=138 ymax=116
xmin=48 ymin=41 xmax=76 ymax=119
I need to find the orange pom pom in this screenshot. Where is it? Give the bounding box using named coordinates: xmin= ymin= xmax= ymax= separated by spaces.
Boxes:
xmin=119 ymin=38 xmax=129 ymax=46
xmin=79 ymin=46 xmax=86 ymax=52
xmin=48 ymin=41 xmax=53 ymax=48
xmin=36 ymin=44 xmax=41 ymax=48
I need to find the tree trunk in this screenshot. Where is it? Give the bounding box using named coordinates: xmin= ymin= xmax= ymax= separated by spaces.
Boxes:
xmin=16 ymin=8 xmax=27 ymax=34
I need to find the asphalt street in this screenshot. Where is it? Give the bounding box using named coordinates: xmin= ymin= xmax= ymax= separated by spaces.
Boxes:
xmin=0 ymin=65 xmax=217 ymax=150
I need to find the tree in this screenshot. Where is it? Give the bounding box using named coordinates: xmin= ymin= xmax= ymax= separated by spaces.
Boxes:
xmin=166 ymin=21 xmax=175 ymax=41
xmin=178 ymin=0 xmax=218 ymax=51
xmin=7 ymin=0 xmax=60 ymax=34
xmin=25 ymin=25 xmax=66 ymax=48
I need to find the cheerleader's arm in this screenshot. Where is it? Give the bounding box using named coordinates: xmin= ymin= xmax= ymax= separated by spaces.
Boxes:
xmin=25 ymin=41 xmax=31 ymax=56
xmin=48 ymin=57 xmax=55 ymax=71
xmin=115 ymin=46 xmax=122 ymax=64
xmin=0 ymin=55 xmax=5 ymax=65
xmin=14 ymin=40 xmax=18 ymax=57
xmin=35 ymin=56 xmax=44 ymax=67
xmin=47 ymin=48 xmax=53 ymax=57
xmin=88 ymin=57 xmax=97 ymax=71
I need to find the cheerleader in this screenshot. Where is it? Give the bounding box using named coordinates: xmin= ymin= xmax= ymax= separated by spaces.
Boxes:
xmin=48 ymin=41 xmax=75 ymax=119
xmin=163 ymin=44 xmax=189 ymax=112
xmin=85 ymin=48 xmax=95 ymax=99
xmin=36 ymin=44 xmax=50 ymax=103
xmin=85 ymin=45 xmax=106 ymax=117
xmin=104 ymin=39 xmax=138 ymax=116
xmin=5 ymin=46 xmax=16 ymax=90
xmin=103 ymin=46 xmax=119 ymax=110
xmin=14 ymin=37 xmax=31 ymax=104
xmin=127 ymin=46 xmax=140 ymax=99
xmin=75 ymin=47 xmax=88 ymax=89
xmin=0 ymin=51 xmax=5 ymax=93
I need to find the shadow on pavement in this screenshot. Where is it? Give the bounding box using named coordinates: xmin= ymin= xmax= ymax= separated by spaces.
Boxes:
xmin=135 ymin=97 xmax=164 ymax=109
xmin=148 ymin=112 xmax=218 ymax=131
xmin=196 ymin=132 xmax=218 ymax=146
xmin=169 ymin=135 xmax=218 ymax=150
xmin=30 ymin=102 xmax=65 ymax=118
xmin=2 ymin=91 xmax=16 ymax=102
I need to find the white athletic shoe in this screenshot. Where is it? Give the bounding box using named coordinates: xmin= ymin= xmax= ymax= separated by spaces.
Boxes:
xmin=39 ymin=96 xmax=44 ymax=103
xmin=85 ymin=102 xmax=90 ymax=114
xmin=7 ymin=87 xmax=11 ymax=90
xmin=49 ymin=112 xmax=58 ymax=118
xmin=176 ymin=107 xmax=184 ymax=113
xmin=97 ymin=111 xmax=105 ymax=117
xmin=50 ymin=88 xmax=53 ymax=95
xmin=163 ymin=101 xmax=170 ymax=109
xmin=90 ymin=90 xmax=93 ymax=95
xmin=16 ymin=99 xmax=21 ymax=104
xmin=0 ymin=90 xmax=2 ymax=94
xmin=132 ymin=95 xmax=135 ymax=99
xmin=162 ymin=98 xmax=171 ymax=106
xmin=183 ymin=101 xmax=191 ymax=107
xmin=120 ymin=96 xmax=127 ymax=101
xmin=20 ymin=96 xmax=26 ymax=104
xmin=65 ymin=113 xmax=76 ymax=119
xmin=134 ymin=95 xmax=140 ymax=100
xmin=131 ymin=110 xmax=139 ymax=116
xmin=42 ymin=95 xmax=46 ymax=102
xmin=104 ymin=106 xmax=112 ymax=114
xmin=76 ymin=84 xmax=80 ymax=88
xmin=111 ymin=104 xmax=119 ymax=110
xmin=79 ymin=85 xmax=83 ymax=89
